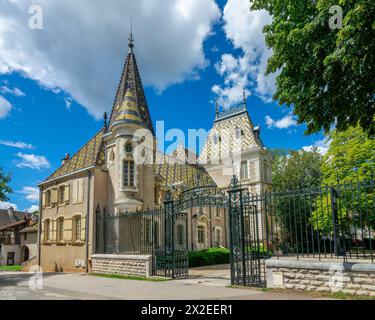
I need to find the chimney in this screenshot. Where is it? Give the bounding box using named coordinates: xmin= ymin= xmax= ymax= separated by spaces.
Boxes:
xmin=8 ymin=206 xmax=16 ymax=222
xmin=62 ymin=153 xmax=70 ymax=165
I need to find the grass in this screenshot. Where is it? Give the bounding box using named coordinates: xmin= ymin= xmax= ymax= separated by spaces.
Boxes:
xmin=0 ymin=265 xmax=22 ymax=271
xmin=91 ymin=273 xmax=171 ymax=282
xmin=321 ymin=292 xmax=375 ymax=300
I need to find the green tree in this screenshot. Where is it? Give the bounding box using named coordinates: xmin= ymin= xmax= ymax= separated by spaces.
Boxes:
xmin=272 ymin=149 xmax=323 ymax=190
xmin=0 ymin=167 xmax=12 ymax=202
xmin=310 ymin=125 xmax=375 ymax=231
xmin=251 ymin=0 xmax=375 ymax=136
xmin=322 ymin=125 xmax=375 ymax=184
xmin=271 ymin=149 xmax=323 ymax=254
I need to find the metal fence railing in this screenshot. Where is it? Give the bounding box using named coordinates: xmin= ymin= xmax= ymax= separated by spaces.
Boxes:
xmin=246 ymin=180 xmax=374 ymax=262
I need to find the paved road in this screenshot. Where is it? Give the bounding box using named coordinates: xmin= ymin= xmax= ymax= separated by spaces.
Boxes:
xmin=0 ymin=271 xmax=328 ymax=300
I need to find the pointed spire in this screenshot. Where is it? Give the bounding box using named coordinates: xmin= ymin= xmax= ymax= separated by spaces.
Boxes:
xmin=215 ymin=100 xmax=219 ymax=118
xmin=128 ymin=20 xmax=134 ymax=52
xmin=243 ymin=89 xmax=247 ymax=107
xmin=108 ymin=26 xmax=154 ymax=135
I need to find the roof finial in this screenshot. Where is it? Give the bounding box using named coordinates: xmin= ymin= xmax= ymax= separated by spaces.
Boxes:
xmin=103 ymin=112 xmax=108 ymax=130
xmin=243 ymin=89 xmax=247 ymax=107
xmin=215 ymin=100 xmax=219 ymax=117
xmin=128 ymin=19 xmax=134 ymax=52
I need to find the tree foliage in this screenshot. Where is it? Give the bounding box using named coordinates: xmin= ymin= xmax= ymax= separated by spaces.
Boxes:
xmin=272 ymin=148 xmax=323 ymax=190
xmin=321 ymin=125 xmax=375 ymax=184
xmin=251 ymin=0 xmax=375 ymax=136
xmin=311 ymin=125 xmax=375 ymax=231
xmin=0 ymin=167 xmax=12 ymax=202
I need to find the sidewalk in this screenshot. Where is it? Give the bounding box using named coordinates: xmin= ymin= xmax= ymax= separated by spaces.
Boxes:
xmin=0 ymin=271 xmax=332 ymax=300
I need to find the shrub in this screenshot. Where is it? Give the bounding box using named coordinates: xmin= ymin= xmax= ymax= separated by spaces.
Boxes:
xmin=188 ymin=248 xmax=230 ymax=267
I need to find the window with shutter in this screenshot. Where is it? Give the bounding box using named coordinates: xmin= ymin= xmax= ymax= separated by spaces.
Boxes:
xmin=58 ymin=186 xmax=65 ymax=204
xmin=64 ymin=184 xmax=70 ymax=203
xmin=78 ymin=179 xmax=84 ymax=202
xmin=51 ymin=188 xmax=58 ymax=205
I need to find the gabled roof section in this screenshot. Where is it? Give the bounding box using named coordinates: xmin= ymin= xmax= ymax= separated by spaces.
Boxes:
xmin=45 ymin=129 xmax=105 ymax=181
xmin=109 ymin=31 xmax=154 ymax=134
xmin=199 ymin=100 xmax=265 ymax=163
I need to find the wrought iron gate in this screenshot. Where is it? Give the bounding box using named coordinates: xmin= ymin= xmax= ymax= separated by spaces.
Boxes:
xmin=228 ymin=176 xmax=266 ymax=287
xmin=154 ymin=192 xmax=189 ymax=279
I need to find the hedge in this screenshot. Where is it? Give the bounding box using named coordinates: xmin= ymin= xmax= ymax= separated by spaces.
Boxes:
xmin=188 ymin=248 xmax=230 ymax=267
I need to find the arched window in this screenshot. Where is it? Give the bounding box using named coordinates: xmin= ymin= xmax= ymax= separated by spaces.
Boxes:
xmin=123 ymin=160 xmax=135 ymax=187
xmin=57 ymin=218 xmax=64 ymax=243
xmin=177 ymin=225 xmax=184 ymax=246
xmin=73 ymin=216 xmax=81 ymax=242
xmin=197 ymin=226 xmax=205 ymax=244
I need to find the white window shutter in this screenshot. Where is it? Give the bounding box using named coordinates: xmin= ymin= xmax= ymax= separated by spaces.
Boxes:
xmin=78 ymin=179 xmax=84 ymax=202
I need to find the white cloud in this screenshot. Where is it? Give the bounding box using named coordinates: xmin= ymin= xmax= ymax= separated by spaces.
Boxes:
xmin=0 ymin=140 xmax=34 ymax=149
xmin=26 ymin=205 xmax=39 ymax=213
xmin=0 ymin=0 xmax=220 ymax=119
xmin=265 ymin=113 xmax=298 ymax=129
xmin=0 ymin=86 xmax=25 ymax=97
xmin=0 ymin=95 xmax=12 ymax=118
xmin=15 ymin=153 xmax=50 ymax=170
xmin=19 ymin=186 xmax=39 ymax=202
xmin=303 ymin=139 xmax=331 ymax=156
xmin=212 ymin=0 xmax=278 ymax=107
xmin=0 ymin=201 xmax=18 ymax=210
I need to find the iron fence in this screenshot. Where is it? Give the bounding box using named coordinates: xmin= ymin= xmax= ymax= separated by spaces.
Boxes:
xmin=247 ymin=180 xmax=375 ymax=262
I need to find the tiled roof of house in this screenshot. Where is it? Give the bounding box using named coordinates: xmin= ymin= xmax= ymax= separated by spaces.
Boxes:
xmin=0 ymin=209 xmax=27 ymax=229
xmin=45 ymin=129 xmax=105 ymax=181
xmin=154 ymin=153 xmax=215 ymax=189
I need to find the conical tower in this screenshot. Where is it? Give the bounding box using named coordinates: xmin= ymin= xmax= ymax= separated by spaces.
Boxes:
xmin=104 ymin=28 xmax=156 ymax=213
xmin=109 ymin=29 xmax=154 ymax=134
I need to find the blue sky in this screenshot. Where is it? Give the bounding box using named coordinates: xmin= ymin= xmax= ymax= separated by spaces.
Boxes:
xmin=0 ymin=0 xmax=326 ymax=212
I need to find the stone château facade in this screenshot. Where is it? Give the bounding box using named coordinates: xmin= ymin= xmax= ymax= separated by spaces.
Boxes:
xmin=37 ymin=32 xmax=272 ymax=272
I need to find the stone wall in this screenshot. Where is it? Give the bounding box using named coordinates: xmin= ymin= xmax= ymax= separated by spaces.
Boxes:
xmin=266 ymin=259 xmax=375 ymax=296
xmin=91 ymin=254 xmax=152 ymax=277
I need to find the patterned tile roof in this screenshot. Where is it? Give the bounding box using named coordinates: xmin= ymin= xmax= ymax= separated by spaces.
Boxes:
xmin=45 ymin=129 xmax=105 ymax=181
xmin=109 ymin=34 xmax=154 ymax=134
xmin=199 ymin=106 xmax=264 ymax=163
xmin=154 ymin=153 xmax=215 ymax=189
